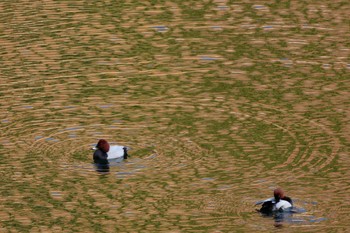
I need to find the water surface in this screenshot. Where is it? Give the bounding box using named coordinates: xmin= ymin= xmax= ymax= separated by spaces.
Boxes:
xmin=0 ymin=1 xmax=349 ymax=232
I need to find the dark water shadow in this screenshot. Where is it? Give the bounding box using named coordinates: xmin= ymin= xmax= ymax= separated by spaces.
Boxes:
xmin=94 ymin=163 xmax=110 ymax=174
xmin=94 ymin=157 xmax=126 ymax=174
xmin=258 ymin=204 xmax=327 ymax=227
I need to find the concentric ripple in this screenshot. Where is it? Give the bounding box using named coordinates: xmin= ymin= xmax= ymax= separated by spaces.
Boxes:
xmin=0 ymin=0 xmax=349 ymax=232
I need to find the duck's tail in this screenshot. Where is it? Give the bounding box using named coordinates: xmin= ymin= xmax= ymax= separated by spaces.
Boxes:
xmin=123 ymin=147 xmax=129 ymax=159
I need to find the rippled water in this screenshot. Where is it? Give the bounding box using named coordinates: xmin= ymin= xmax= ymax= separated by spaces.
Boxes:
xmin=0 ymin=1 xmax=349 ymax=232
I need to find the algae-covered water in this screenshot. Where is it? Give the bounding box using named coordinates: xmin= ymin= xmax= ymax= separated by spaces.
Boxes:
xmin=0 ymin=1 xmax=349 ymax=232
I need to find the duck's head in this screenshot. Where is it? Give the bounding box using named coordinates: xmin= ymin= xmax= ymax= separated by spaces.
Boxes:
xmin=273 ymin=188 xmax=285 ymax=202
xmin=123 ymin=147 xmax=128 ymax=159
xmin=97 ymin=139 xmax=110 ymax=153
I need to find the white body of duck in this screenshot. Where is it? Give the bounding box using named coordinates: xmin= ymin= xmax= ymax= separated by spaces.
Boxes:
xmin=275 ymin=199 xmax=292 ymax=210
xmin=107 ymin=145 xmax=127 ymax=160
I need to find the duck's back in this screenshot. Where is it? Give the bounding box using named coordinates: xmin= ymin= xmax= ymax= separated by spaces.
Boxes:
xmin=107 ymin=145 xmax=125 ymax=159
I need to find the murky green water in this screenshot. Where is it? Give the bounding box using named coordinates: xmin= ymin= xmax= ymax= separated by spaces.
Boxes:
xmin=0 ymin=1 xmax=349 ymax=232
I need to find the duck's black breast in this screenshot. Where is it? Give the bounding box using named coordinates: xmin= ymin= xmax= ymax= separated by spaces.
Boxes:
xmin=93 ymin=149 xmax=109 ymax=164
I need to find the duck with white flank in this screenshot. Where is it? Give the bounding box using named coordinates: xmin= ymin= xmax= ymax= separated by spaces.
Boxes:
xmin=93 ymin=139 xmax=128 ymax=161
xmin=256 ymin=188 xmax=293 ymax=215
xmin=92 ymin=139 xmax=129 ymax=172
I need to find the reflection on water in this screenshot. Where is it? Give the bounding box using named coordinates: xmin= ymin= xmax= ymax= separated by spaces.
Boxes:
xmin=0 ymin=0 xmax=349 ymax=232
xmin=94 ymin=163 xmax=110 ymax=174
xmin=258 ymin=205 xmax=327 ymax=228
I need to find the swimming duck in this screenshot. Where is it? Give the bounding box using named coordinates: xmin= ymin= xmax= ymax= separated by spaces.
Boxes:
xmin=256 ymin=188 xmax=293 ymax=214
xmin=92 ymin=139 xmax=128 ymax=163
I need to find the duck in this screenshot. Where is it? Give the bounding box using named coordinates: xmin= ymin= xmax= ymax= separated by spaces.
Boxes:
xmin=256 ymin=188 xmax=293 ymax=214
xmin=92 ymin=139 xmax=128 ymax=163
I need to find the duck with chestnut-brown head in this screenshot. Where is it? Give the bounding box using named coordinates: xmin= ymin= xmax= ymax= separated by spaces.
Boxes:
xmin=93 ymin=139 xmax=129 ymax=163
xmin=256 ymin=188 xmax=293 ymax=215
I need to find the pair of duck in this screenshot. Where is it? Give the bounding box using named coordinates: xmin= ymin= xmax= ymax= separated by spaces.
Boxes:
xmin=93 ymin=140 xmax=293 ymax=214
xmin=92 ymin=139 xmax=128 ymax=165
xmin=256 ymin=188 xmax=293 ymax=215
